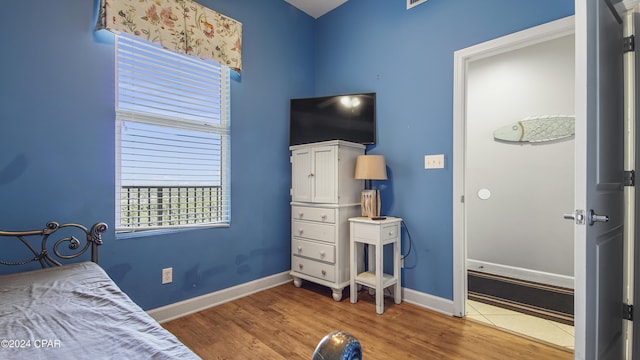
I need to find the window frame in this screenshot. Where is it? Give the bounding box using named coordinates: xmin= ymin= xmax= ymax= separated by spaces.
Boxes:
xmin=114 ymin=33 xmax=231 ymax=234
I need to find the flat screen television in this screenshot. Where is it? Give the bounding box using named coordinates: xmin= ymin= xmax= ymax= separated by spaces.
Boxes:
xmin=289 ymin=93 xmax=376 ymax=146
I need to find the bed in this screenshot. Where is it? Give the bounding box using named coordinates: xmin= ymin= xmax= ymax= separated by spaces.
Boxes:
xmin=0 ymin=221 xmax=200 ymax=359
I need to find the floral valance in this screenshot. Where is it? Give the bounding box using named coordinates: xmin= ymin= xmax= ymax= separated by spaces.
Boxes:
xmin=96 ymin=0 xmax=242 ymax=73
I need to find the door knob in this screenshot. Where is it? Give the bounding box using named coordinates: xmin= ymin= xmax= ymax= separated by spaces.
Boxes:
xmin=588 ymin=209 xmax=609 ymax=226
xmin=563 ymin=209 xmax=609 ymax=226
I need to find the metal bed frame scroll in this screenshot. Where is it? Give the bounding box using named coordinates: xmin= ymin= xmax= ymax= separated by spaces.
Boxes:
xmin=0 ymin=221 xmax=108 ymax=268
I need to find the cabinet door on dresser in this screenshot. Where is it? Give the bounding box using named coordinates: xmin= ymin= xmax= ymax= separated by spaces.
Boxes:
xmin=310 ymin=145 xmax=338 ymax=203
xmin=291 ymin=145 xmax=338 ymax=204
xmin=291 ymin=147 xmax=313 ymax=202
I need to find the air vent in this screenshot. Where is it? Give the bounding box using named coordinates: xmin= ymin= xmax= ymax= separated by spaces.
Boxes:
xmin=407 ymin=0 xmax=428 ymax=9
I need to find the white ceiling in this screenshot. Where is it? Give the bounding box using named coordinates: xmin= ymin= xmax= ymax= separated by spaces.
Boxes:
xmin=284 ymin=0 xmax=348 ymax=19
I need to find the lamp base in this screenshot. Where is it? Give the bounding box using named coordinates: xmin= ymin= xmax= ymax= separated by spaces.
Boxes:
xmin=361 ymin=189 xmax=381 ymax=218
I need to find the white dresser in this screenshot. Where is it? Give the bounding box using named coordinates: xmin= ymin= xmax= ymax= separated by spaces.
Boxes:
xmin=289 ymin=140 xmax=364 ymax=301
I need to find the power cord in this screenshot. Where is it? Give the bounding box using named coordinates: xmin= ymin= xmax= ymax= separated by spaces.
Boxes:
xmin=400 ymin=220 xmax=413 ymax=261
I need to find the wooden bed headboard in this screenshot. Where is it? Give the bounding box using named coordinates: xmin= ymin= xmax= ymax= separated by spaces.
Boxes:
xmin=0 ymin=221 xmax=107 ymax=268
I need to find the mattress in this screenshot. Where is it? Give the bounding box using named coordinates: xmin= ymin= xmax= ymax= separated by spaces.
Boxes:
xmin=0 ymin=262 xmax=200 ymax=359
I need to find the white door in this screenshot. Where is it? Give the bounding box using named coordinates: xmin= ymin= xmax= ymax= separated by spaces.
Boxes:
xmin=573 ymin=0 xmax=625 ymax=359
xmin=291 ymin=148 xmax=312 ymax=202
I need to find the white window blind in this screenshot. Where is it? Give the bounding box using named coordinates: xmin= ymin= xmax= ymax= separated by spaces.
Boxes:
xmin=115 ymin=33 xmax=230 ymax=232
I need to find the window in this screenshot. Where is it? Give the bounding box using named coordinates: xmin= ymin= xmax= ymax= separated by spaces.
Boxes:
xmin=115 ymin=33 xmax=230 ymax=232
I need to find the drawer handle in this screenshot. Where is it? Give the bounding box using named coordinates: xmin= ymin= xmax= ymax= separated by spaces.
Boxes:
xmin=308 ymin=173 xmax=315 ymax=177
xmin=321 ymin=270 xmax=326 ymax=276
xmin=298 ymin=212 xmax=304 ymax=218
xmin=298 ymin=263 xmax=304 ymax=270
xmin=297 ymin=246 xmax=303 ymax=253
xmin=389 ymin=231 xmax=394 ymax=236
xmin=298 ymin=228 xmax=304 ymax=235
xmin=321 ymin=214 xmax=327 ymax=220
xmin=319 ymin=251 xmax=325 ymax=258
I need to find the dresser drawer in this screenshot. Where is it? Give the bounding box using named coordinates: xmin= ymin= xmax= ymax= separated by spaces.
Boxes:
xmin=292 ymin=238 xmax=335 ymax=263
xmin=292 ymin=256 xmax=336 ymax=282
xmin=292 ymin=206 xmax=336 ymax=223
xmin=292 ymin=220 xmax=336 ymax=243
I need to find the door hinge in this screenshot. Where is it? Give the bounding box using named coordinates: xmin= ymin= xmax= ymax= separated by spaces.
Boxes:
xmin=624 ymin=170 xmax=635 ymax=186
xmin=624 ymin=35 xmax=635 ymax=53
xmin=623 ymin=303 xmax=633 ymax=321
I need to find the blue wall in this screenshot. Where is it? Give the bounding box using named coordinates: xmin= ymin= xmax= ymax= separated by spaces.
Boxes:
xmin=0 ymin=0 xmax=314 ymax=310
xmin=313 ymin=0 xmax=574 ymax=299
xmin=0 ymin=0 xmax=573 ymax=310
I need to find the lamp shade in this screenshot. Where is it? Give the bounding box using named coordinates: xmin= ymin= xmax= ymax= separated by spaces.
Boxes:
xmin=354 ymin=155 xmax=388 ymax=180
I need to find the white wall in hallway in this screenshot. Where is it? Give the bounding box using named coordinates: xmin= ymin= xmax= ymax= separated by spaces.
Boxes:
xmin=466 ymin=34 xmax=575 ymax=286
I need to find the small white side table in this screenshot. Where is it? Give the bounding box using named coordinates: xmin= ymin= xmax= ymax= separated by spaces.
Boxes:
xmin=349 ymin=217 xmax=402 ymax=314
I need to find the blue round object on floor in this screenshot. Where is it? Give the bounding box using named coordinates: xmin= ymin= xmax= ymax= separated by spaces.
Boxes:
xmin=312 ymin=331 xmax=362 ymax=360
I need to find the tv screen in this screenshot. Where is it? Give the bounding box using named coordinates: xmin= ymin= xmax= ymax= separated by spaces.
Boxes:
xmin=289 ymin=93 xmax=376 ymax=146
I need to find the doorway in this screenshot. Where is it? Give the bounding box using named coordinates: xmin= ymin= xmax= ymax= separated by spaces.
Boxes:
xmin=452 ymin=16 xmax=576 ymax=350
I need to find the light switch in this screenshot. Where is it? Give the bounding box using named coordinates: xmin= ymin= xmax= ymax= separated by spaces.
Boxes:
xmin=424 ymin=154 xmax=445 ymax=169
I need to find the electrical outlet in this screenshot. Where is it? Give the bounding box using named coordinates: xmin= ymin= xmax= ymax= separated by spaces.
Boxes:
xmin=424 ymin=154 xmax=445 ymax=169
xmin=162 ymin=267 xmax=173 ymax=284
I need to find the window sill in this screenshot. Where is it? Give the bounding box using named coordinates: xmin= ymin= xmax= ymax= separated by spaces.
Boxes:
xmin=115 ymin=223 xmax=230 ymax=240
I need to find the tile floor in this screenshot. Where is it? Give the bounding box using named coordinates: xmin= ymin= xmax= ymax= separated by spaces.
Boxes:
xmin=466 ymin=299 xmax=574 ymax=351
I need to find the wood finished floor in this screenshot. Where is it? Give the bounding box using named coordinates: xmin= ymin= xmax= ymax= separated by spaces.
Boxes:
xmin=162 ymin=282 xmax=573 ymax=360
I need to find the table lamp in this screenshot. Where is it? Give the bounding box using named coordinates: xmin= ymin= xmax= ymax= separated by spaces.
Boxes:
xmin=354 ymin=155 xmax=387 ymax=219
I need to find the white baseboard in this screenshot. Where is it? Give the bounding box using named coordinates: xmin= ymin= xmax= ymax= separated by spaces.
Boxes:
xmin=402 ymin=287 xmax=455 ymax=317
xmin=147 ymin=271 xmax=292 ymax=323
xmin=147 ymin=271 xmax=457 ymax=323
xmin=466 ymin=259 xmax=574 ymax=289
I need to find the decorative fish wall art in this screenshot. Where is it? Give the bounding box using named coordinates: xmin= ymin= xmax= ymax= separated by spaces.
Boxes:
xmin=493 ymin=115 xmax=575 ymax=143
